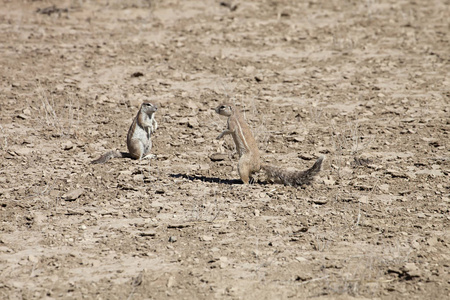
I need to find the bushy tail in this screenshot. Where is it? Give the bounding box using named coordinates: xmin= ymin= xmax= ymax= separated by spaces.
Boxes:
xmin=262 ymin=156 xmax=325 ymax=187
xmin=91 ymin=151 xmax=130 ymax=164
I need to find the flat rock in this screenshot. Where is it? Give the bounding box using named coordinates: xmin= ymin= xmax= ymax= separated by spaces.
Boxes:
xmin=401 ymin=262 xmax=421 ymax=278
xmin=14 ymin=147 xmax=34 ymax=156
xmin=62 ymin=188 xmax=84 ymax=201
xmin=201 ymin=235 xmax=214 ymax=242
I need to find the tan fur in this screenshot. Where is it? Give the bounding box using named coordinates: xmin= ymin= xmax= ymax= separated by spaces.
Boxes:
xmin=215 ymin=104 xmax=260 ymax=184
xmin=91 ymin=102 xmax=158 ymax=164
xmin=214 ymin=104 xmax=324 ymax=186
xmin=262 ymin=156 xmax=324 ymax=187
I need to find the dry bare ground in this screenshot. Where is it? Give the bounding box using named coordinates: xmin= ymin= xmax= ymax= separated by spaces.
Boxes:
xmin=0 ymin=0 xmax=449 ymax=299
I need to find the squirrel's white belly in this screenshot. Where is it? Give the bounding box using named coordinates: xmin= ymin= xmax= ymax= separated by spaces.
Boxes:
xmin=132 ymin=126 xmax=150 ymax=147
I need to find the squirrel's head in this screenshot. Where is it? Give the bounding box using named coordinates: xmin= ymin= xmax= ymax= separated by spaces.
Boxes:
xmin=214 ymin=104 xmax=233 ymax=116
xmin=141 ymin=102 xmax=158 ymax=114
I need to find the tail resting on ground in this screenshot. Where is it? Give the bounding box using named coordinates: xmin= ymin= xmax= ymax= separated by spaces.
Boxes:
xmin=90 ymin=151 xmax=132 ymax=164
xmin=261 ymin=156 xmax=325 ymax=186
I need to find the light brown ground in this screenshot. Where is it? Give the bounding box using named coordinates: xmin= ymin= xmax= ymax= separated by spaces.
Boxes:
xmin=0 ymin=0 xmax=449 ymax=299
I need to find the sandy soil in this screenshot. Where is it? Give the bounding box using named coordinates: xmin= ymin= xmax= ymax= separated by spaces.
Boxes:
xmin=1 ymin=0 xmax=449 ymax=299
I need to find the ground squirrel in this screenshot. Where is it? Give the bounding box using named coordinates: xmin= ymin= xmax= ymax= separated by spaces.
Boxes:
xmin=215 ymin=104 xmax=261 ymax=184
xmin=91 ymin=102 xmax=158 ymax=164
xmin=214 ymin=104 xmax=324 ymax=186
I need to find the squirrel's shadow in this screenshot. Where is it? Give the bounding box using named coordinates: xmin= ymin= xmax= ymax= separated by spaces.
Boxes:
xmin=169 ymin=173 xmax=270 ymax=186
xmin=169 ymin=173 xmax=242 ymax=185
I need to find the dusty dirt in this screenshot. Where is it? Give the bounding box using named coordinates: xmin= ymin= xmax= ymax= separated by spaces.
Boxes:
xmin=1 ymin=0 xmax=449 ymax=299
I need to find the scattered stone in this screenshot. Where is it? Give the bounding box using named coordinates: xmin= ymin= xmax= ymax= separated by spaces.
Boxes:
xmin=405 ymin=171 xmax=417 ymax=179
xmin=167 ymin=223 xmax=191 ymax=229
xmin=117 ymin=183 xmax=138 ymax=191
xmin=65 ymin=209 xmax=85 ymax=216
xmin=62 ymin=141 xmax=74 ymax=150
xmin=168 ymin=236 xmax=177 ymax=243
xmin=385 ymin=169 xmax=409 ymax=178
xmin=0 ymin=246 xmax=13 ymax=253
xmin=401 ymin=263 xmax=421 ymax=278
xmin=243 ymin=66 xmax=256 ymax=75
xmin=36 ymin=5 xmax=68 ymax=15
xmin=401 ymin=118 xmax=415 ymax=123
xmin=295 ymin=272 xmax=313 ymax=281
xmin=220 ymin=1 xmax=238 ymax=12
xmin=365 ymin=100 xmax=376 ymax=108
xmin=387 ymin=267 xmax=402 ymax=275
xmin=139 ymin=231 xmax=156 ymax=237
xmin=317 ymin=146 xmax=331 ymax=154
xmin=64 ymin=78 xmax=77 ymax=84
xmin=295 ymin=256 xmax=308 ymax=262
xmin=194 ymin=138 xmax=206 ymax=144
xmin=416 ymin=169 xmax=443 ymax=177
xmin=426 ymin=236 xmax=438 ymax=246
xmin=312 ymin=197 xmax=328 ymax=205
xmin=62 ymin=188 xmax=84 ymax=201
xmin=155 ymin=189 xmax=165 ymax=194
xmin=133 ymin=174 xmax=145 ymax=182
xmin=198 ymin=163 xmax=210 ymax=170
xmin=167 ymin=276 xmax=176 ymax=288
xmin=178 ymin=117 xmax=189 ymax=124
xmin=379 ymin=184 xmax=389 ymax=192
xmin=298 ymin=153 xmax=315 ymax=160
xmin=16 ymin=114 xmax=29 ymax=120
xmin=353 ymin=183 xmax=373 ymax=191
xmin=210 ymin=153 xmax=228 ymax=161
xmin=5 ymin=151 xmax=17 ymax=159
xmin=287 ymin=135 xmax=305 ymax=142
xmin=131 ymin=71 xmax=144 ymax=77
xmin=28 ymin=255 xmax=39 ymax=263
xmin=352 ymin=157 xmax=372 ymax=167
xmin=421 ymin=137 xmax=440 ymax=147
xmin=187 ymin=117 xmax=199 ymax=128
xmin=323 ymin=175 xmax=335 ymax=186
xmin=182 ymin=100 xmax=199 ymax=110
xmin=201 ymin=235 xmax=213 ymax=242
xmin=367 ymin=164 xmax=383 ymax=170
xmin=219 ymin=257 xmax=228 ymax=269
xmin=170 ymin=140 xmax=183 ymax=147
xmin=255 ymin=75 xmax=264 ymax=82
xmin=14 ymin=148 xmax=34 ymax=156
xmin=358 ymin=196 xmax=369 ymax=204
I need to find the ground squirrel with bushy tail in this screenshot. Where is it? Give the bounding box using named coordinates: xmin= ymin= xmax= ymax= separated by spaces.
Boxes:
xmin=214 ymin=104 xmax=324 ymax=186
xmin=91 ymin=102 xmax=158 ymax=164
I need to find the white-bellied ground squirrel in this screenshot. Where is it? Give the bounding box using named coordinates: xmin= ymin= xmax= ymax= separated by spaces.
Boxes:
xmin=214 ymin=104 xmax=324 ymax=186
xmin=91 ymin=102 xmax=158 ymax=164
